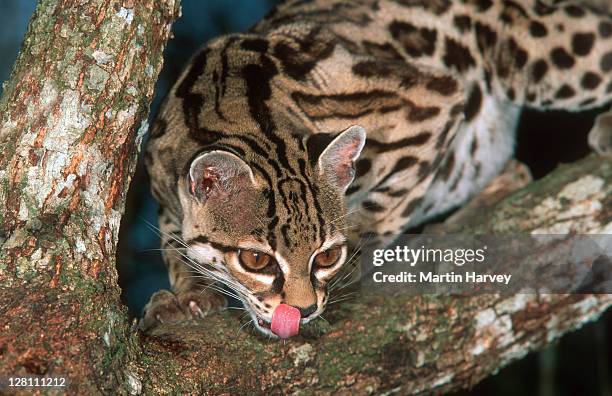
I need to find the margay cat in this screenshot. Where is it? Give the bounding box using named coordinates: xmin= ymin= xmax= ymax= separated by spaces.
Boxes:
xmin=141 ymin=0 xmax=612 ymax=336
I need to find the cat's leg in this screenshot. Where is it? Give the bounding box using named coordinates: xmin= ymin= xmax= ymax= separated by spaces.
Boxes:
xmin=480 ymin=1 xmax=612 ymax=153
xmin=409 ymin=96 xmax=522 ymax=227
xmin=139 ymin=207 xmax=226 ymax=332
xmin=415 ymin=0 xmax=612 ymax=224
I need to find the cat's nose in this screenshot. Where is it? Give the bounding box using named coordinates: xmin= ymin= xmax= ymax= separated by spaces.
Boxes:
xmin=298 ymin=304 xmax=317 ymax=318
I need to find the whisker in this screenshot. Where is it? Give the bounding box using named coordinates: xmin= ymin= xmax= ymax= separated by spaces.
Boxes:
xmin=168 ymin=249 xmax=248 ymax=296
xmin=139 ymin=216 xmax=256 ymax=309
xmin=236 ymin=319 xmax=254 ymax=337
xmin=327 ymin=292 xmax=358 ymax=305
xmin=330 ymin=206 xmax=365 ymax=224
xmin=327 ymin=296 xmax=356 ymax=305
xmin=334 ymin=224 xmax=362 ymax=232
xmin=137 ymin=247 xmax=189 ymax=253
xmin=203 ymin=284 xmax=241 ymax=299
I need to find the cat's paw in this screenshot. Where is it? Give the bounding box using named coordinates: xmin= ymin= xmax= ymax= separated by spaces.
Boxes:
xmin=588 ymin=111 xmax=612 ymax=157
xmin=138 ymin=289 xmax=227 ymax=332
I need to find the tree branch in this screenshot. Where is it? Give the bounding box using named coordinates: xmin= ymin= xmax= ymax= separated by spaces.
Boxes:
xmin=138 ymin=155 xmax=612 ymax=395
xmin=0 ymin=1 xmax=610 ymax=395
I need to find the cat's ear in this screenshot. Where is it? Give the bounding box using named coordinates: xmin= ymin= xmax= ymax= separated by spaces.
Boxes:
xmin=317 ymin=125 xmax=366 ymax=191
xmin=188 ymin=150 xmax=255 ymax=202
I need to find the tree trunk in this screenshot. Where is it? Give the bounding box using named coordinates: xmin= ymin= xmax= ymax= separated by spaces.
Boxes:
xmin=0 ymin=0 xmax=180 ymax=393
xmin=0 ymin=1 xmax=610 ymax=395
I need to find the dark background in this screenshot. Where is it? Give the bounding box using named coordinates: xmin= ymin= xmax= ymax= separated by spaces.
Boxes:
xmin=1 ymin=1 xmax=610 ymax=394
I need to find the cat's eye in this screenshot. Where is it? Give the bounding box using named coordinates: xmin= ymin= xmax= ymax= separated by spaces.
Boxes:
xmin=238 ymin=250 xmax=272 ymax=271
xmin=314 ymin=246 xmax=342 ymax=268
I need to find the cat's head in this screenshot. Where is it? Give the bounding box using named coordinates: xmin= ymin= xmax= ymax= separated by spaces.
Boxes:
xmin=177 ymin=125 xmax=366 ymax=336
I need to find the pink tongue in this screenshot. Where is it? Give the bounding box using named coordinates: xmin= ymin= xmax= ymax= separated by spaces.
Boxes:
xmin=271 ymin=304 xmax=301 ymax=338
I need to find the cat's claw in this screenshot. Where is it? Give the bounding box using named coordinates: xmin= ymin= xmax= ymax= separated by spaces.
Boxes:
xmin=189 ymin=300 xmax=205 ymax=318
xmin=139 ymin=289 xmax=226 ymax=333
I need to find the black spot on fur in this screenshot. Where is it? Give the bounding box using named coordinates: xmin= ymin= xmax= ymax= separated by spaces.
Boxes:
xmin=449 ymin=164 xmax=465 ymax=192
xmin=401 ymin=197 xmax=423 ymax=217
xmin=564 ymin=5 xmax=585 ymax=18
xmin=464 ymin=84 xmax=483 ymax=122
xmin=422 ymin=202 xmax=435 ymax=213
xmin=436 ymin=120 xmax=454 ymax=149
xmin=550 ymin=48 xmax=575 ymax=69
xmin=437 ymin=152 xmax=455 ymax=181
xmin=572 ymin=33 xmax=595 ymax=57
xmin=474 ymin=162 xmax=482 ymax=179
xmin=475 ymin=0 xmax=493 ymax=12
xmin=511 ymin=38 xmax=528 ymax=69
xmin=374 ymin=156 xmax=419 ymax=189
xmin=352 ymin=60 xmax=394 ymax=78
xmin=470 ymin=138 xmax=479 ymax=156
xmin=497 ymin=38 xmax=528 ymax=78
xmin=272 ymin=28 xmax=335 ymax=80
xmin=526 ymin=92 xmax=536 ymax=102
xmin=475 ymin=22 xmax=498 ymax=53
xmin=580 ymin=97 xmax=597 ymax=107
xmin=534 ymin=2 xmax=555 ymax=16
xmin=388 ymin=188 xmax=409 ymax=197
xmin=529 ymin=21 xmax=548 ymax=38
xmin=426 ymin=76 xmax=459 ymax=96
xmin=240 ymin=38 xmax=269 ymax=52
xmin=176 ymin=48 xmax=222 ymax=143
xmin=352 ymin=60 xmax=420 ymax=89
xmin=600 ymin=22 xmax=612 ymax=38
xmin=507 ymin=87 xmax=516 ymax=101
xmin=443 ymin=37 xmax=476 ymax=72
xmin=500 ymin=0 xmax=528 ymax=24
xmin=450 ymin=103 xmax=464 ymax=116
xmin=483 ymin=70 xmax=492 ymax=91
xmin=362 ymin=40 xmax=404 ymax=61
xmin=392 ymin=0 xmax=451 ymax=15
xmin=581 ymin=72 xmax=602 ymax=90
xmin=531 ymin=59 xmax=549 ymax=83
xmin=363 ymin=200 xmax=386 ymax=213
xmin=368 ymin=131 xmax=432 ymax=153
xmin=149 ymin=118 xmax=167 ymax=139
xmin=389 ymin=21 xmax=438 ymax=58
xmin=453 ymin=15 xmax=472 ymax=33
xmin=293 ymin=89 xmax=405 ymax=121
xmin=601 ymin=52 xmax=612 ymax=72
xmin=408 ymin=105 xmax=440 ymax=122
xmin=417 ymin=161 xmax=430 ymax=181
xmin=555 ymin=84 xmax=575 ymax=99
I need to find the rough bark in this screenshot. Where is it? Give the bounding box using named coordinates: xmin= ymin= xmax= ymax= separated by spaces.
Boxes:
xmin=0 ymin=0 xmax=180 ymax=393
xmin=0 ymin=1 xmax=610 ymax=395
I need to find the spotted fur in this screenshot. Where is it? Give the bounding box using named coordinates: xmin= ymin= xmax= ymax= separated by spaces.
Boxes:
xmin=142 ymin=0 xmax=612 ymax=336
